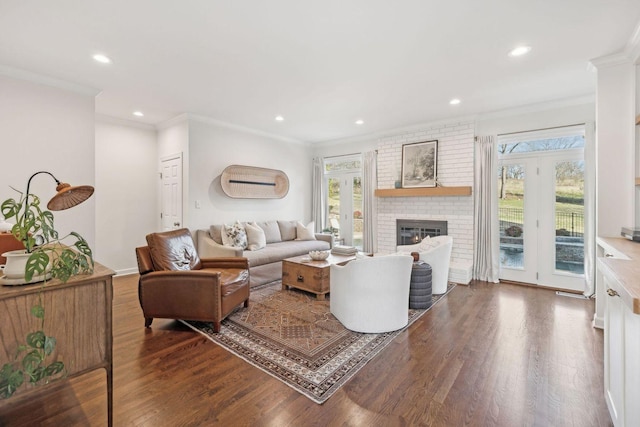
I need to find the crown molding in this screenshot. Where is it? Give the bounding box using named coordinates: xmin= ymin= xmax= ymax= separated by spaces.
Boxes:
xmin=186 ymin=113 xmax=306 ymax=145
xmin=0 ymin=64 xmax=99 ymax=96
xmin=475 ymin=95 xmax=594 ymax=121
xmin=314 ymin=114 xmax=479 ymax=148
xmin=626 ymin=19 xmax=640 ymax=63
xmin=156 ymin=113 xmax=190 ymax=131
xmin=314 ymin=96 xmax=594 ymax=148
xmin=590 ymin=20 xmax=640 ymax=68
xmin=589 ymin=52 xmax=633 ymax=69
xmin=95 ymin=114 xmax=157 ymax=131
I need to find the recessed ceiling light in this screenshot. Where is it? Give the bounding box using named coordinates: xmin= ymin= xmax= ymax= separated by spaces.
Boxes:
xmin=275 ymin=115 xmax=284 ymax=121
xmin=508 ymin=46 xmax=531 ymax=57
xmin=355 ymin=119 xmax=364 ymax=125
xmin=449 ymin=98 xmax=461 ymax=105
xmin=133 ymin=111 xmax=144 ymax=117
xmin=92 ymin=54 xmax=112 ymax=64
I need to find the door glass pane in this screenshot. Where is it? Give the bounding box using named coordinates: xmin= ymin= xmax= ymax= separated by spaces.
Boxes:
xmin=555 ymin=160 xmax=584 ymax=274
xmin=499 ymin=135 xmax=584 ymax=154
xmin=328 ymin=177 xmax=342 ymax=244
xmin=352 ymin=177 xmax=362 ymax=249
xmin=498 ymin=163 xmax=525 ymax=269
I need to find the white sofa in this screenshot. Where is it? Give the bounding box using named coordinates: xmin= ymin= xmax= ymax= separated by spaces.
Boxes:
xmin=330 ymin=254 xmax=414 ymax=333
xmin=397 ymin=235 xmax=453 ymax=294
xmin=196 ymin=220 xmax=332 ymax=287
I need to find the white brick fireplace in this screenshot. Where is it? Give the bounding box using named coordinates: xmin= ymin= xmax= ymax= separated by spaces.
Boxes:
xmin=376 ymin=120 xmax=474 ymax=280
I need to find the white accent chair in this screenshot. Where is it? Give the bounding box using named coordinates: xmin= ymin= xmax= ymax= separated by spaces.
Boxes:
xmin=397 ymin=235 xmax=453 ymax=295
xmin=330 ymin=255 xmax=414 ymax=333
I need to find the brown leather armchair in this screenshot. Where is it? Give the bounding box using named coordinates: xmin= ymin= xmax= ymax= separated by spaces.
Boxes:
xmin=135 ymin=228 xmax=250 ymax=332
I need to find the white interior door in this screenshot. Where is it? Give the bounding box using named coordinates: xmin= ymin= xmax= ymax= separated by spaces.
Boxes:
xmin=161 ymin=154 xmax=183 ymax=231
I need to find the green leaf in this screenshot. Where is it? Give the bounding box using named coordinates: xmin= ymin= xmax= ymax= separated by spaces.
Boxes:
xmin=0 ymin=363 xmax=24 ymax=399
xmin=25 ymin=251 xmax=49 ymax=282
xmin=45 ymin=361 xmax=64 ymax=377
xmin=21 ymin=350 xmax=44 ymax=373
xmin=29 ymin=194 xmax=41 ymax=207
xmin=29 ymin=366 xmax=46 ymax=383
xmin=26 ymin=331 xmax=46 ymax=349
xmin=44 ymin=336 xmax=57 ymax=356
xmin=31 ymin=304 xmax=45 ymax=319
xmin=0 ymin=199 xmax=19 ymax=220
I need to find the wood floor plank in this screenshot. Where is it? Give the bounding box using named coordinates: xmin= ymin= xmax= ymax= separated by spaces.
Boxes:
xmin=0 ymin=275 xmax=612 ymax=426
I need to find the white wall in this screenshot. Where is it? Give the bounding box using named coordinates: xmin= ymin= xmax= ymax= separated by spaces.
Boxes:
xmin=95 ymin=118 xmax=158 ymax=274
xmin=187 ymin=117 xmax=313 ymax=230
xmin=593 ymin=61 xmax=635 ymax=237
xmin=0 ymin=75 xmax=96 ymax=252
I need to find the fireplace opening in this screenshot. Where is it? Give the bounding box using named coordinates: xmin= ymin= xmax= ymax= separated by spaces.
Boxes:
xmin=397 ymin=219 xmax=448 ymax=246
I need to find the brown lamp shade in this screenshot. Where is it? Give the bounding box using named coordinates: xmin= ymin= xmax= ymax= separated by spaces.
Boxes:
xmin=47 ymin=182 xmax=95 ymax=211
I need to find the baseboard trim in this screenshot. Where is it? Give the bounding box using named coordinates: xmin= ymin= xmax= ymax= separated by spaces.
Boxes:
xmin=499 ymin=279 xmax=585 ymax=294
xmin=115 ymin=268 xmax=138 ymax=277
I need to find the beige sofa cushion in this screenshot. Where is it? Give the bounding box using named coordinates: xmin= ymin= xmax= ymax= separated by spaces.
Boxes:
xmin=277 ymin=220 xmax=297 ymax=241
xmin=256 ymin=220 xmax=282 ymax=243
xmin=209 ymin=224 xmax=224 ymax=245
xmin=245 ymin=222 xmax=267 ymax=251
xmin=296 ymin=221 xmax=316 ymax=240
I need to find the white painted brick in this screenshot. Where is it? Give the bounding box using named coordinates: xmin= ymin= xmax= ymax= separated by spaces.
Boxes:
xmin=376 ymin=120 xmax=475 ymax=266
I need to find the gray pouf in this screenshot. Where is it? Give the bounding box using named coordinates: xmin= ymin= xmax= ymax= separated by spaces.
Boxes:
xmin=409 ymin=261 xmax=432 ymax=309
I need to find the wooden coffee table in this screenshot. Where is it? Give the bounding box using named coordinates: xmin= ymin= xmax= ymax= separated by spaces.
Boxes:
xmin=281 ymin=253 xmax=357 ymax=300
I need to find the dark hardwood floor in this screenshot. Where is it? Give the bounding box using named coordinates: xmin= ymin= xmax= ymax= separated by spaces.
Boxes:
xmin=0 ymin=275 xmax=611 ymax=426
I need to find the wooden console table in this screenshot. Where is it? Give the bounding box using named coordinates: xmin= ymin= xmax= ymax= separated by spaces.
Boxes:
xmin=0 ymin=262 xmax=114 ymax=426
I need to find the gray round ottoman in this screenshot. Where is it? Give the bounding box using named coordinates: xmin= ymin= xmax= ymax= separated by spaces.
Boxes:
xmin=409 ymin=261 xmax=432 ymax=309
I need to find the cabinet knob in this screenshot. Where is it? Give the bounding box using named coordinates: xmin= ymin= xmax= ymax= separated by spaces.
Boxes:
xmin=605 ymin=253 xmax=614 ymax=258
xmin=606 ymin=288 xmax=619 ymax=297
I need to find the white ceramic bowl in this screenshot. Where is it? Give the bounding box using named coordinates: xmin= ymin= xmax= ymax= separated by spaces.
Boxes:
xmin=309 ymin=250 xmax=330 ymax=261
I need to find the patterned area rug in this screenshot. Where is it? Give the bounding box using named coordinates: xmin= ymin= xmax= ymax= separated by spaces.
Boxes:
xmin=181 ymin=281 xmax=456 ymax=404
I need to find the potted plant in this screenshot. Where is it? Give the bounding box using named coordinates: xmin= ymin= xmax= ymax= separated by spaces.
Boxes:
xmin=0 ymin=171 xmax=94 ymax=399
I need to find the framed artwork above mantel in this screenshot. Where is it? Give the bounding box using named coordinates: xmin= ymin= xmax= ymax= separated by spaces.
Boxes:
xmin=401 ymin=140 xmax=438 ymax=188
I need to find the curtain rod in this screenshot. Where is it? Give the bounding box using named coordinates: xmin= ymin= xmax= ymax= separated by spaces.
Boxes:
xmin=322 ymin=152 xmax=365 ymax=160
xmin=496 ymin=123 xmax=585 ymax=137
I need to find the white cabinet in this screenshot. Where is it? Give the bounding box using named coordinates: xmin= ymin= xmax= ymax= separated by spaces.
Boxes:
xmin=598 ymin=237 xmax=640 ymax=427
xmin=603 ymin=274 xmax=626 ymax=425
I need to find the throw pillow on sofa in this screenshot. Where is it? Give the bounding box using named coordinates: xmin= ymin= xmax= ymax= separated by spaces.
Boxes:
xmin=222 ymin=221 xmax=248 ymax=249
xmin=255 ymin=220 xmax=282 ymax=243
xmin=296 ymin=221 xmax=316 ymax=241
xmin=245 ymin=221 xmax=267 ymax=251
xmin=277 ymin=220 xmax=297 ymax=241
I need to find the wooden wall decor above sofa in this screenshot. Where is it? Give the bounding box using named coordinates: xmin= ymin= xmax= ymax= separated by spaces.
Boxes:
xmin=221 ymin=165 xmax=289 ymax=199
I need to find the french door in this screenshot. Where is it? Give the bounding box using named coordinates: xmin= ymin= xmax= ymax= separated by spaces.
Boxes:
xmin=498 ymin=148 xmax=585 ymax=291
xmin=324 ymin=155 xmax=363 ymax=249
xmin=327 ymin=174 xmax=362 ymax=248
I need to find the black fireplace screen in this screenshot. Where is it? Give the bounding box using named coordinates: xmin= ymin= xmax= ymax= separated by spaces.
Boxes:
xmin=397 ymin=219 xmax=448 ymax=245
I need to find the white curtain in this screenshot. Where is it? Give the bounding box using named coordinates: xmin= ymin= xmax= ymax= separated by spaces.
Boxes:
xmin=473 ymin=136 xmax=500 ymax=282
xmin=362 ymin=151 xmax=377 ymax=253
xmin=583 ymin=122 xmax=596 ymax=296
xmin=312 ymin=157 xmax=325 ymax=233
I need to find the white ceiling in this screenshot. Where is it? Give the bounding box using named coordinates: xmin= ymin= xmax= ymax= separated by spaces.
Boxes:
xmin=1 ymin=1 xmax=639 ymax=143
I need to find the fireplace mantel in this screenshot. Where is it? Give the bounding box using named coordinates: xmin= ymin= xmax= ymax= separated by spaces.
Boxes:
xmin=375 ymin=186 xmax=472 ymax=197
